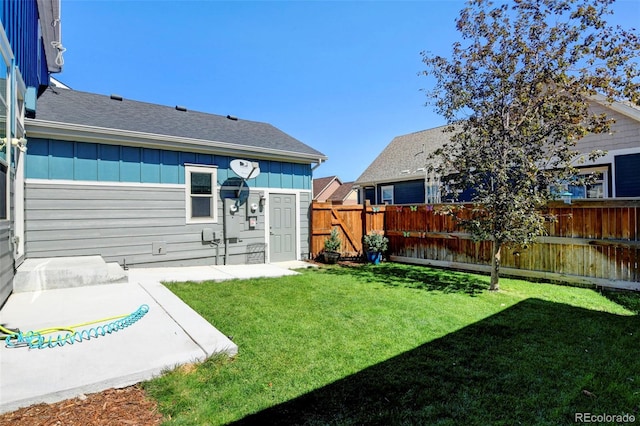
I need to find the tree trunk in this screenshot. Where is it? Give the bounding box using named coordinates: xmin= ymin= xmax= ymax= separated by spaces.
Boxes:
xmin=490 ymin=240 xmax=501 ymax=291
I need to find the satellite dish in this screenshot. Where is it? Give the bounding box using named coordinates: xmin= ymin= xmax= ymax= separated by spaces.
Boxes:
xmin=230 ymin=159 xmax=260 ymax=179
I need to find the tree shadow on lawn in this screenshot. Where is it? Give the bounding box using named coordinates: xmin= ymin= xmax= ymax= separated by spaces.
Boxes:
xmin=231 ymin=299 xmax=639 ymax=426
xmin=323 ymin=263 xmax=489 ymax=295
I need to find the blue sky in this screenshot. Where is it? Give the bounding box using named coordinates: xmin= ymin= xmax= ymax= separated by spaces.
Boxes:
xmin=56 ymin=0 xmax=639 ymax=182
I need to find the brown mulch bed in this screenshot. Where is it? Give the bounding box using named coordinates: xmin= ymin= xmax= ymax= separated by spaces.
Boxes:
xmin=0 ymin=385 xmax=163 ymax=426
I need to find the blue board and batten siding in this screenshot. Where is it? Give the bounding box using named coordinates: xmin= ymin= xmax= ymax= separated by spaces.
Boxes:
xmin=25 ymin=138 xmax=313 ymax=266
xmin=0 ymin=0 xmax=49 ymax=92
xmin=26 ymin=138 xmax=311 ymax=189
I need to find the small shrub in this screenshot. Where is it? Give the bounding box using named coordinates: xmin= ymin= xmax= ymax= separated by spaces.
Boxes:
xmin=364 ymin=231 xmax=388 ymax=253
xmin=324 ymin=228 xmax=341 ymax=253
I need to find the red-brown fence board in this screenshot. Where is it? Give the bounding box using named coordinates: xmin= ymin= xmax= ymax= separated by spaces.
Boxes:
xmin=311 ymin=200 xmax=640 ymax=289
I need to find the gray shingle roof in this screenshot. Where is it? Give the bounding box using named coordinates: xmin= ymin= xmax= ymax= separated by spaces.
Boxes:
xmin=33 ymin=87 xmax=326 ymax=159
xmin=355 ymin=125 xmax=453 ymax=185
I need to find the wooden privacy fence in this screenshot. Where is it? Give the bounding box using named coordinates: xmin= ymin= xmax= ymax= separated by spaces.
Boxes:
xmin=310 ymin=202 xmax=386 ymax=258
xmin=310 ymin=199 xmax=640 ymax=291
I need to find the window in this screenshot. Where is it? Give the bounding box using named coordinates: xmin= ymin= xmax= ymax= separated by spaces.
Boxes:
xmin=380 ymin=185 xmax=394 ymax=204
xmin=425 ymin=175 xmax=441 ymax=204
xmin=569 ymin=167 xmax=608 ymax=199
xmin=185 ymin=165 xmax=218 ymax=223
xmin=551 ymin=166 xmax=609 ymax=200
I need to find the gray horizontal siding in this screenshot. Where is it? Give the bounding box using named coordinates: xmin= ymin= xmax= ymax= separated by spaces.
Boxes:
xmin=25 ymin=182 xmax=268 ymax=267
xmin=300 ymin=191 xmax=311 ymax=259
xmin=0 ymin=222 xmax=13 ymax=307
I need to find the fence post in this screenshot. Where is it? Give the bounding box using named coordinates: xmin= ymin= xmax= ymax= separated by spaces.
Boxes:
xmin=362 ymin=200 xmax=370 ymax=244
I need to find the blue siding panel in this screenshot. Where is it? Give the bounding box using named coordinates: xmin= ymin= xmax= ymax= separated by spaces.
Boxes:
xmin=254 ymin=160 xmax=269 ymax=187
xmin=98 ymin=145 xmax=120 ymax=181
xmin=25 ymin=139 xmax=314 ymax=190
xmin=196 ymin=153 xmax=213 ymax=165
xmin=75 ymin=143 xmax=98 ymax=181
xmin=160 ymin=151 xmax=179 ymax=184
xmin=49 ymin=140 xmax=74 ymax=179
xmin=26 ymin=138 xmax=49 ymax=179
xmin=375 ymin=179 xmax=425 ymax=205
xmin=394 ymin=180 xmax=425 ymax=204
xmin=121 ymin=146 xmax=141 ymax=182
xmin=281 ymin=162 xmax=293 ymax=189
xmin=293 ymin=163 xmax=304 ymax=189
xmin=269 ymin=161 xmax=282 ymax=188
xmin=0 ymin=0 xmax=48 ymax=91
xmin=141 ymin=148 xmax=161 ymax=183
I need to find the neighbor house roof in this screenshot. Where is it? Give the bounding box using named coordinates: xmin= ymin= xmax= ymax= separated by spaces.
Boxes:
xmin=355 ymin=125 xmax=453 ymax=186
xmin=313 ymin=176 xmax=340 ymax=199
xmin=328 ymin=181 xmax=356 ymax=202
xmin=28 ymin=87 xmax=327 ymax=163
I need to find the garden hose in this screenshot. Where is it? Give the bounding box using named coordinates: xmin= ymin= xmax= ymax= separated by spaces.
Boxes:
xmin=1 ymin=304 xmax=149 ymax=349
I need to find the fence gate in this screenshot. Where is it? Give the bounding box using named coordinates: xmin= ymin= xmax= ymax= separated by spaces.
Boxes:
xmin=310 ymin=202 xmax=385 ymax=259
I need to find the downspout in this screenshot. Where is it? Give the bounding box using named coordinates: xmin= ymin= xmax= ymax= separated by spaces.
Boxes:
xmin=311 ymin=158 xmax=324 ymax=171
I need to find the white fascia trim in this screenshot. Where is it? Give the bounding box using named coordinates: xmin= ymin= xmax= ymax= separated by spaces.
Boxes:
xmin=572 ymin=146 xmax=640 ymax=168
xmin=25 ymin=178 xmax=184 ymax=189
xmin=25 ymin=119 xmax=328 ymax=163
xmin=590 ymin=94 xmax=640 ymax=123
xmin=355 ymin=174 xmax=427 ymax=188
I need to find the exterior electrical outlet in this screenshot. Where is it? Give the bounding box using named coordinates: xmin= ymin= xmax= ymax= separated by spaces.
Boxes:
xmin=152 ymin=242 xmax=167 ymax=255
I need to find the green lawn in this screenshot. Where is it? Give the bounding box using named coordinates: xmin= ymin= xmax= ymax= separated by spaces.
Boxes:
xmin=144 ymin=263 xmax=640 ymax=425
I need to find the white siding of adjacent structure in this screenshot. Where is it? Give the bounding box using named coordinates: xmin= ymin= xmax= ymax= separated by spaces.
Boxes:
xmin=577 ymin=103 xmax=640 ymax=153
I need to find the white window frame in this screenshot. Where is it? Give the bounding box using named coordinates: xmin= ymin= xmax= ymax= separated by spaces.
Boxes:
xmin=381 ymin=185 xmax=394 ymax=204
xmin=425 ymin=173 xmax=441 ymax=204
xmin=185 ymin=164 xmax=218 ymax=224
xmin=551 ymin=166 xmax=609 ymax=200
xmin=575 ymin=166 xmax=608 ymax=199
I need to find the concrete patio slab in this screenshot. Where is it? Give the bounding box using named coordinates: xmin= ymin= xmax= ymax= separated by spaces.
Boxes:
xmin=0 ymin=261 xmax=312 ymax=414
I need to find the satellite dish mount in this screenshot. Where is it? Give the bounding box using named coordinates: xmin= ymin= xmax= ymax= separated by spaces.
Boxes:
xmin=230 ymin=159 xmax=260 ymax=180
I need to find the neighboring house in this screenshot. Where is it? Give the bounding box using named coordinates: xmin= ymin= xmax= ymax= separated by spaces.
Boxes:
xmin=24 ymin=86 xmax=327 ymax=269
xmin=313 ymin=175 xmax=358 ymax=205
xmin=313 ymin=176 xmax=342 ymax=202
xmin=0 ymin=0 xmax=62 ymax=305
xmin=355 ymin=126 xmax=451 ymax=205
xmin=356 ymin=98 xmax=640 ymax=205
xmin=328 ymin=181 xmax=358 ymax=205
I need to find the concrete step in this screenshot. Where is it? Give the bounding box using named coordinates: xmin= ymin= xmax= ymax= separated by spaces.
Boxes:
xmin=13 ymin=256 xmax=128 ymax=293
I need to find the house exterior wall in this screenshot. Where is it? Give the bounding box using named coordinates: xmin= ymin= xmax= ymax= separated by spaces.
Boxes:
xmin=577 ymin=104 xmax=640 ymax=153
xmin=360 ymin=179 xmax=426 ymax=205
xmin=25 ymin=138 xmax=312 ymax=189
xmin=0 ymin=0 xmax=49 ymax=92
xmin=0 ymin=0 xmax=58 ymax=305
xmin=24 ymin=138 xmax=313 ymax=266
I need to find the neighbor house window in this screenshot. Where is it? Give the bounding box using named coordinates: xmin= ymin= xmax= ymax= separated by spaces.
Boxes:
xmin=381 ymin=185 xmax=394 ymax=204
xmin=569 ymin=167 xmax=608 ymax=199
xmin=185 ymin=165 xmax=218 ymax=223
xmin=550 ymin=166 xmax=609 ymax=200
